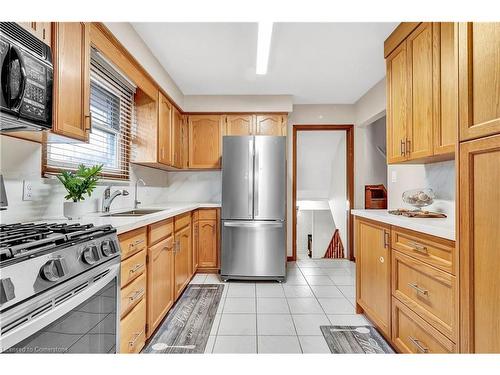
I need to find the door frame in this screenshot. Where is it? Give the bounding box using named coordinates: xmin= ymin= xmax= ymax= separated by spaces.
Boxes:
xmin=292 ymin=124 xmax=355 ymax=261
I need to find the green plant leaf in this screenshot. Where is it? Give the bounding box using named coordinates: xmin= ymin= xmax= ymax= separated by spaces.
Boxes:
xmin=56 ymin=164 xmax=103 ymax=202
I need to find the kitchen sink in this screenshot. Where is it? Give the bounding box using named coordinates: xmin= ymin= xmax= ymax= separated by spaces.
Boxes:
xmin=102 ymin=209 xmax=167 ymax=217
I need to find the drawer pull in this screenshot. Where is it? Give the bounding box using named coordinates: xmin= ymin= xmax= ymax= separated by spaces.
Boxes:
xmin=128 ymin=288 xmax=145 ymax=302
xmin=129 ymin=331 xmax=143 ymax=348
xmin=408 ymin=241 xmax=428 ymax=254
xmin=408 ymin=283 xmax=429 ymax=296
xmin=129 ymin=239 xmax=145 ymax=250
xmin=163 ymin=245 xmax=173 ymax=252
xmin=409 ymin=336 xmax=429 ymax=353
xmin=129 ymin=263 xmax=144 ymax=274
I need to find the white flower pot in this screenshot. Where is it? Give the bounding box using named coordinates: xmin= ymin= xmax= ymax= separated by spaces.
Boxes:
xmin=63 ymin=201 xmax=85 ymax=220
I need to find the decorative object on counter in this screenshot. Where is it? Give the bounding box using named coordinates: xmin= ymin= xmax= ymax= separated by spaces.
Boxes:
xmin=57 ymin=164 xmax=103 ymax=219
xmin=402 ymin=188 xmax=435 ymax=210
xmin=388 ymin=208 xmax=447 ymax=218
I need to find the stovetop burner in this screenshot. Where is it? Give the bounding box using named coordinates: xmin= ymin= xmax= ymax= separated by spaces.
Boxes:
xmin=0 ymin=222 xmax=113 ymax=263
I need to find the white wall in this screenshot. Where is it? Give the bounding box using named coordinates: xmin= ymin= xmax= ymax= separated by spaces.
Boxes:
xmin=297 ymin=210 xmax=313 ymax=256
xmin=312 ymin=210 xmax=336 ymax=258
xmin=327 ymin=134 xmax=347 ymax=254
xmin=183 ymin=95 xmax=293 ymax=113
xmin=363 ymin=116 xmax=388 ymax=188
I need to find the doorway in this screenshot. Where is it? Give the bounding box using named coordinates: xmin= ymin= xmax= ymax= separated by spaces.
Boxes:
xmin=292 ymin=125 xmax=354 ymax=261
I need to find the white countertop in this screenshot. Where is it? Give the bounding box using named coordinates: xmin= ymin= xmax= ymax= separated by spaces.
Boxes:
xmin=38 ymin=202 xmax=221 ymax=234
xmin=351 ymin=209 xmax=455 ymax=241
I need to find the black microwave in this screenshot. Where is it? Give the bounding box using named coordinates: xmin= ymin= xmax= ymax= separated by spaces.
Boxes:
xmin=0 ymin=22 xmax=53 ymax=132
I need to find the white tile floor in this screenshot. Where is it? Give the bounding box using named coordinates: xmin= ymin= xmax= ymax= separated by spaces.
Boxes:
xmin=190 ymin=258 xmax=372 ymax=354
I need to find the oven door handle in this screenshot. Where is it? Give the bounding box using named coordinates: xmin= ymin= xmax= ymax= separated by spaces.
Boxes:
xmin=0 ymin=262 xmax=120 ymax=353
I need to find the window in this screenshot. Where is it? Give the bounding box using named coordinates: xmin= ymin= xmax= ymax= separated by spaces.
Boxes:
xmin=44 ymin=48 xmax=136 ymax=180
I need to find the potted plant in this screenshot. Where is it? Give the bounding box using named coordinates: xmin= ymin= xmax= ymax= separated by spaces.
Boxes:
xmin=57 ymin=164 xmax=103 ymax=219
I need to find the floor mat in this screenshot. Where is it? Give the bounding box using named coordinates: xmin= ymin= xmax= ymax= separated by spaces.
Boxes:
xmin=142 ymin=284 xmax=224 ymax=354
xmin=320 ymin=325 xmax=395 ymax=353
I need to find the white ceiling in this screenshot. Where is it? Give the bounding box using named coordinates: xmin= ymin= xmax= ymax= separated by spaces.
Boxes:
xmin=132 ymin=22 xmax=398 ymax=104
xmin=297 ymin=131 xmax=345 ymax=199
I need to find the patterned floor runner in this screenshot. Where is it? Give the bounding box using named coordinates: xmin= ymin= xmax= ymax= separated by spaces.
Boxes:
xmin=320 ymin=325 xmax=395 ymax=353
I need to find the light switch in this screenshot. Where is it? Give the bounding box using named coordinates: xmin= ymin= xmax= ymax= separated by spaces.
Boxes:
xmin=22 ymin=180 xmax=33 ymax=201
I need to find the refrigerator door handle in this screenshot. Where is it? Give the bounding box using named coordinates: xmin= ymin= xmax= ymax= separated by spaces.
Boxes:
xmin=248 ymin=138 xmax=254 ymax=218
xmin=254 ymin=139 xmax=260 ymax=217
xmin=223 ymin=221 xmax=284 ymax=228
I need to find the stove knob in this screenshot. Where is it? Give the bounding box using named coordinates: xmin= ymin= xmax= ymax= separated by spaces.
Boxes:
xmin=40 ymin=258 xmax=67 ymax=282
xmin=101 ymin=240 xmax=116 ymax=257
xmin=82 ymin=246 xmax=100 ymax=265
xmin=0 ymin=278 xmax=15 ymax=305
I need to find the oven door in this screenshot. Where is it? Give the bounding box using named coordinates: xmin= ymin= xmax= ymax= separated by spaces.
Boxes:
xmin=0 ymin=259 xmax=120 ymax=354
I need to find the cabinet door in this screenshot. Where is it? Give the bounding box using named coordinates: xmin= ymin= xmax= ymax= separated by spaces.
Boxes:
xmin=158 ymin=92 xmax=173 ymax=165
xmin=386 ymin=41 xmax=409 ymax=163
xmin=356 ymin=218 xmax=391 ymax=337
xmin=174 ymin=224 xmax=191 ymax=299
xmin=225 ymin=114 xmax=255 ymax=135
xmin=181 ymin=114 xmax=189 ymax=169
xmin=171 ymin=107 xmax=183 ymax=168
xmin=255 ymin=114 xmax=285 ymax=136
xmin=147 ymin=236 xmax=174 ymax=335
xmin=198 ymin=219 xmax=218 ymax=269
xmin=433 ymin=23 xmax=458 ymax=156
xmin=188 ymin=115 xmax=222 ymax=169
xmin=459 ymin=134 xmax=500 ymax=353
xmin=18 ymin=22 xmax=51 ymax=44
xmin=192 ymin=220 xmax=199 ymax=273
xmin=407 ymin=22 xmax=434 ymax=160
xmin=52 ymin=22 xmax=90 ymax=141
xmin=459 ymin=23 xmax=500 ymax=141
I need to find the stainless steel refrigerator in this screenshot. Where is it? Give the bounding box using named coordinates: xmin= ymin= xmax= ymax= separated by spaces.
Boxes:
xmin=221 ymin=136 xmax=286 ymax=281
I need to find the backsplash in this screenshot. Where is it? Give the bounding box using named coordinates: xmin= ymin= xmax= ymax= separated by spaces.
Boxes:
xmin=0 ymin=136 xmax=220 ymax=223
xmin=387 ymin=159 xmax=455 ymax=217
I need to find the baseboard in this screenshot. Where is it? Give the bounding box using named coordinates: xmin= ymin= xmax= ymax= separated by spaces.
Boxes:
xmin=287 ymin=256 xmax=295 ymax=262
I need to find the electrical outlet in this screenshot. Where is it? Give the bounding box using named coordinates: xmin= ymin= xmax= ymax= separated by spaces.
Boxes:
xmin=23 ymin=180 xmax=33 ymax=201
xmin=391 ymin=170 xmax=397 ymax=183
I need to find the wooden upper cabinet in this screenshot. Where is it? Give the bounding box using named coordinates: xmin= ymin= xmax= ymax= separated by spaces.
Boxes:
xmin=147 ymin=236 xmax=174 ymax=335
xmin=407 ymin=22 xmax=434 ymax=160
xmin=18 ymin=22 xmax=51 ymax=44
xmin=225 ymin=114 xmax=255 ymax=136
xmin=459 ymin=23 xmax=500 ymax=141
xmin=433 ymin=22 xmax=458 ymax=155
xmin=356 ymin=218 xmax=391 ymax=338
xmin=459 ymin=134 xmax=500 ymax=353
xmin=386 ymin=41 xmax=409 ymax=163
xmin=158 ymin=92 xmax=173 ymax=165
xmin=52 ymin=22 xmax=90 ymax=141
xmin=255 ymin=114 xmax=286 ymax=136
xmin=188 ymin=115 xmax=222 ymax=169
xmin=171 ymin=107 xmax=183 ymax=168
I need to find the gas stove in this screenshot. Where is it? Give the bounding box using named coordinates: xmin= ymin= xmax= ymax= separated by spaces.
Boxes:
xmin=0 ymin=221 xmax=121 ymax=353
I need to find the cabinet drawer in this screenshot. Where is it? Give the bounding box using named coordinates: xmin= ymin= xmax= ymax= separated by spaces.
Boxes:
xmin=121 ymin=250 xmax=146 ymax=288
xmin=392 ymin=298 xmax=456 ymax=353
xmin=148 ymin=218 xmax=173 ymax=245
xmin=174 ymin=212 xmax=191 ymax=231
xmin=392 ymin=250 xmax=456 ymax=340
xmin=121 ymin=272 xmax=146 ymax=318
xmin=196 ymin=208 xmax=217 ymax=220
xmin=119 ymin=227 xmax=147 ymax=260
xmin=120 ymin=298 xmax=146 ymax=354
xmin=391 ymin=227 xmax=455 ymax=274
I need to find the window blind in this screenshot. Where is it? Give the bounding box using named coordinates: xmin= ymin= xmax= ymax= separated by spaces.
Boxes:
xmin=44 ymin=48 xmax=136 ymax=180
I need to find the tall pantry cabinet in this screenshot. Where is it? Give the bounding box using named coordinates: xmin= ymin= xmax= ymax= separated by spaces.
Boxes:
xmin=458 ymin=22 xmax=500 ymax=353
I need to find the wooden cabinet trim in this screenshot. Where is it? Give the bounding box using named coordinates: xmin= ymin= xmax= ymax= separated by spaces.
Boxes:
xmin=384 ymin=22 xmax=421 ymax=58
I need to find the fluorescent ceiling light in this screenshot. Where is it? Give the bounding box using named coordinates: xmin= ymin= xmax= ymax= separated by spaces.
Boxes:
xmin=256 ymin=22 xmax=273 ymax=75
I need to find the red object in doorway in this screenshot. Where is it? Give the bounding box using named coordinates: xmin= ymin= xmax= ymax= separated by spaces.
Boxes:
xmin=323 ymin=229 xmax=344 ymax=259
xmin=365 ymin=184 xmax=387 ymax=209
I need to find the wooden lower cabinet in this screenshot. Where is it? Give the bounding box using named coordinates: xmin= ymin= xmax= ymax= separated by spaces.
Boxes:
xmin=120 ymin=298 xmax=147 ymax=354
xmin=459 ymin=134 xmax=500 ymax=353
xmin=174 ymin=217 xmax=192 ymax=299
xmin=193 ymin=208 xmax=219 ymax=273
xmin=392 ymin=298 xmax=456 ymax=353
xmin=356 ymin=218 xmax=391 ymax=338
xmin=147 ymin=236 xmax=175 ymax=335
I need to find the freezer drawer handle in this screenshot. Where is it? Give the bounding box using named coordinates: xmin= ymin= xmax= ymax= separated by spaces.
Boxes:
xmin=223 ymin=222 xmax=283 ymax=228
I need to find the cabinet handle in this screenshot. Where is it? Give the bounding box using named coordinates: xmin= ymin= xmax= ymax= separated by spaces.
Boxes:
xmin=383 ymin=231 xmax=389 ymax=248
xmin=408 ymin=241 xmax=427 ymax=254
xmin=379 ymin=256 xmax=385 ymax=264
xmin=85 ymin=113 xmax=92 ymax=131
xmin=408 ymin=283 xmax=429 ymax=296
xmin=400 ymin=139 xmax=405 ymax=156
xmin=408 ymin=336 xmax=429 ymax=353
xmin=406 ymin=138 xmax=411 ymax=156
xmin=128 ymin=288 xmax=145 ymax=302
xmin=129 ymin=263 xmax=144 ymax=274
xmin=129 ymin=331 xmax=143 ymax=348
xmin=129 ymin=239 xmax=145 ymax=251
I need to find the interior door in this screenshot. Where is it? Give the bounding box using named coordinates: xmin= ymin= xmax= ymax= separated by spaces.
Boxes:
xmin=254 ymin=136 xmax=286 ymax=220
xmin=221 ymin=136 xmax=254 ymax=220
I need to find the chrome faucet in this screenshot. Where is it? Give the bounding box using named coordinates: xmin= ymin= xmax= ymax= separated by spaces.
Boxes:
xmin=102 ymin=186 xmax=129 ymax=213
xmin=134 ymin=178 xmax=146 ymax=209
